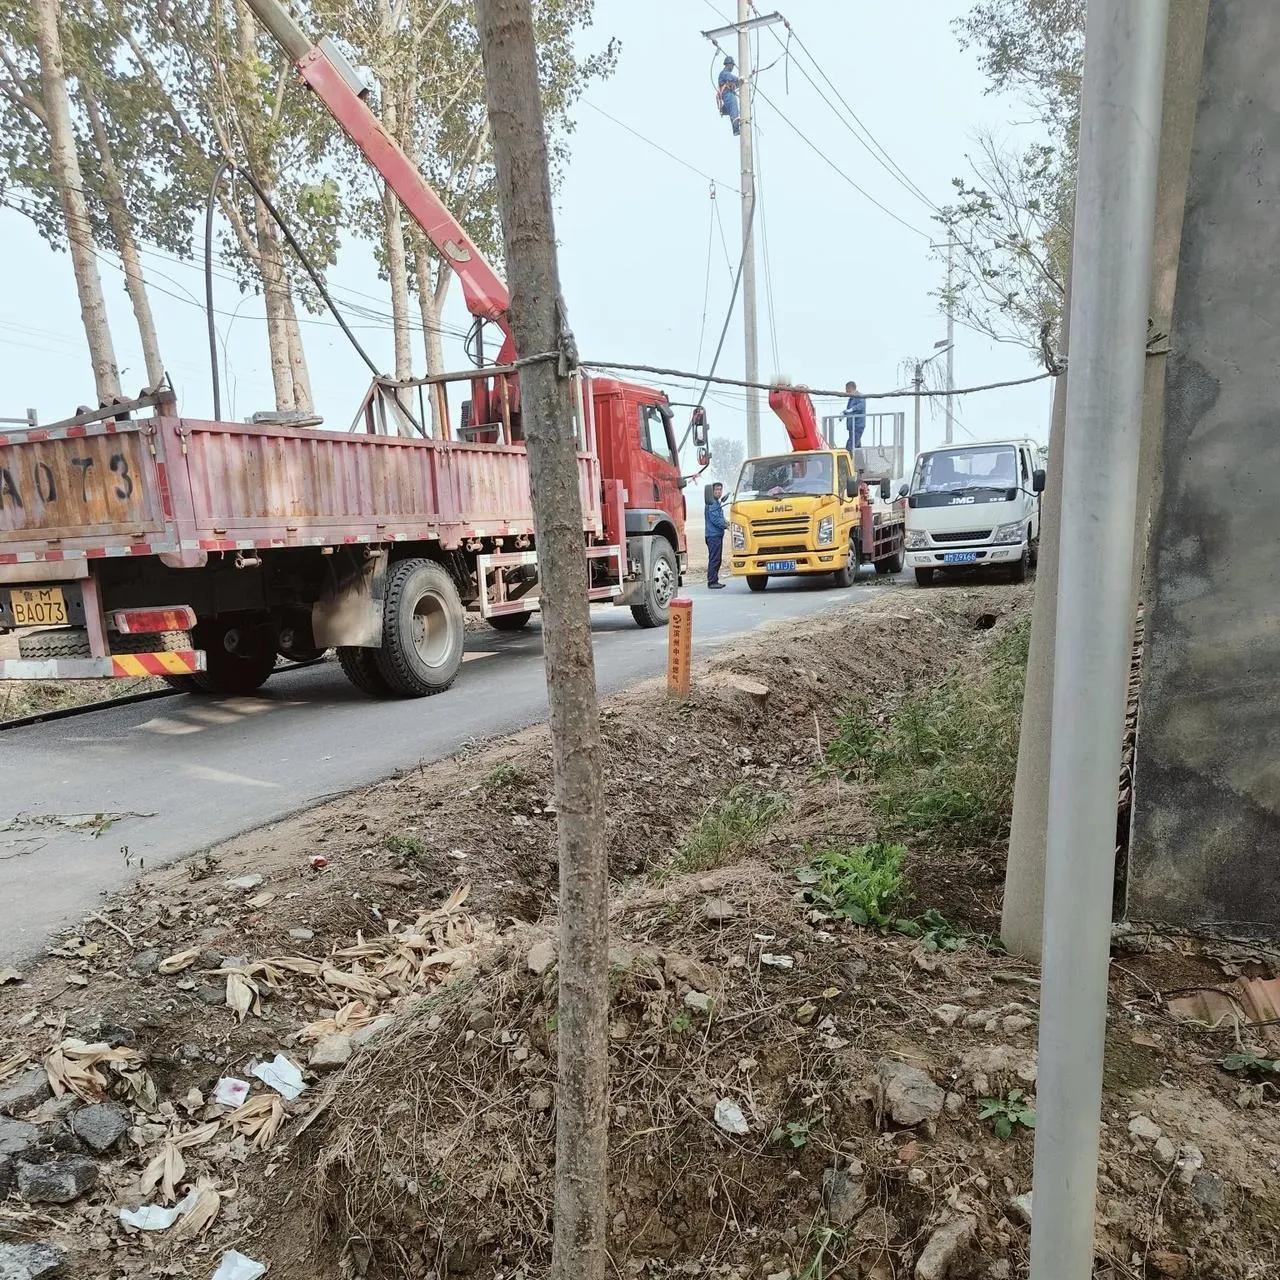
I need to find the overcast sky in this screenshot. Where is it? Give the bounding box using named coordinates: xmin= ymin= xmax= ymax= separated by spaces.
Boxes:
xmin=0 ymin=0 xmax=1054 ymax=459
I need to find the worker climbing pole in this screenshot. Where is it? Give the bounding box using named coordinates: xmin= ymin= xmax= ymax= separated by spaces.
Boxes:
xmin=716 ymin=56 xmax=743 ymax=135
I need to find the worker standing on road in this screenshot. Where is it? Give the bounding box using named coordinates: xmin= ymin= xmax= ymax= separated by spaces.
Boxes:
xmin=705 ymin=482 xmax=728 ymax=590
xmin=717 ymin=57 xmax=742 ymax=136
xmin=843 ymin=380 xmax=867 ymax=453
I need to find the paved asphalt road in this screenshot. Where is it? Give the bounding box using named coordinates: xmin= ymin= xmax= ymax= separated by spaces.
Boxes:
xmin=0 ymin=574 xmax=891 ymax=962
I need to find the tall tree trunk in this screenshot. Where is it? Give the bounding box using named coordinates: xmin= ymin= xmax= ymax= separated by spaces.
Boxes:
xmin=251 ymin=195 xmax=296 ymax=411
xmin=281 ymin=290 xmax=314 ymax=414
xmin=475 ymin=7 xmax=608 ymax=1280
xmin=381 ymin=87 xmax=414 ymax=403
xmin=32 ymin=0 xmax=121 ymax=404
xmin=415 ymin=250 xmax=449 ymax=433
xmin=83 ymin=87 xmax=165 ymax=389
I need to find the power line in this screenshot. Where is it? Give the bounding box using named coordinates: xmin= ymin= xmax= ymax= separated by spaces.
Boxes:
xmin=582 ymin=100 xmax=740 ymax=194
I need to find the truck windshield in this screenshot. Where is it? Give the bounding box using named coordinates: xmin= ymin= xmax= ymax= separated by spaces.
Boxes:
xmin=736 ymin=454 xmax=833 ymax=499
xmin=913 ymin=446 xmax=1018 ymax=494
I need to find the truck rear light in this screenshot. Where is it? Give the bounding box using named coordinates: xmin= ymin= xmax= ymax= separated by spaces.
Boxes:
xmin=113 ymin=607 xmax=197 ymax=635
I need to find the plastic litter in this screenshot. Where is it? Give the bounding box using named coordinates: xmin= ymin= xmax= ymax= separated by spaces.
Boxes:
xmin=119 ymin=1187 xmax=198 ymax=1231
xmin=212 ymin=1251 xmax=268 ymax=1280
xmin=713 ymin=1098 xmax=750 ymax=1135
xmin=308 ymin=855 xmax=329 ymax=871
xmin=213 ymin=1077 xmax=251 ymax=1108
xmin=252 ymin=1054 xmax=306 ymax=1100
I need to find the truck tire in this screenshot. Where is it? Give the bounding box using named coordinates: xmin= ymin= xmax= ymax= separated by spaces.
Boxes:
xmin=338 ymin=646 xmax=393 ymax=697
xmin=746 ymin=574 xmax=768 ymax=593
xmin=875 ymin=548 xmax=904 ymax=575
xmin=914 ymin=568 xmax=935 ymax=587
xmin=487 ymin=611 xmax=535 ymax=632
xmin=831 ymin=537 xmax=857 ymax=588
xmin=374 ymin=558 xmax=465 ymax=696
xmin=1008 ymin=546 xmax=1030 ymax=584
xmin=18 ymin=628 xmax=189 ymax=660
xmin=630 ymin=538 xmax=677 ymax=629
xmin=194 ymin=616 xmax=278 ymax=695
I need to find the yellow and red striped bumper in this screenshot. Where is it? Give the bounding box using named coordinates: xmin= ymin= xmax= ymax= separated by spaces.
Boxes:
xmin=0 ymin=651 xmax=206 ymax=681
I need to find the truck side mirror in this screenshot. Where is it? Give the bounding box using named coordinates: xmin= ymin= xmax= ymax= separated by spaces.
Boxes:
xmin=1032 ymin=468 xmax=1047 ymax=494
xmin=845 ymin=477 xmax=858 ymax=498
xmin=898 ymin=482 xmax=910 ymax=499
xmin=690 ymin=406 xmax=709 ymax=451
xmin=879 ymin=478 xmax=892 ymax=501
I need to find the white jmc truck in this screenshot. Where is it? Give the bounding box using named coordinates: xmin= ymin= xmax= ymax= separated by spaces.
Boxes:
xmin=901 ymin=439 xmax=1046 ymax=586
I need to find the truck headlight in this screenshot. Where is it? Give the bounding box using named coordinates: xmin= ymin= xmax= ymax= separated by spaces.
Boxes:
xmin=993 ymin=521 xmax=1025 ymax=545
xmin=817 ymin=515 xmax=834 ymax=546
xmin=731 ymin=522 xmax=746 ymax=550
xmin=905 ymin=528 xmax=929 ymax=549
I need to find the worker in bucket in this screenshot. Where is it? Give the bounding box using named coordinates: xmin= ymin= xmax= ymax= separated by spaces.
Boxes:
xmin=717 ymin=57 xmax=742 ymax=136
xmin=705 ymin=481 xmax=728 ymax=589
xmin=843 ymin=380 xmax=867 ymax=453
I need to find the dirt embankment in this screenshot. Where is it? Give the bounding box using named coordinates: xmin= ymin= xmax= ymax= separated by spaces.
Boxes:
xmin=0 ymin=583 xmax=1275 ymax=1280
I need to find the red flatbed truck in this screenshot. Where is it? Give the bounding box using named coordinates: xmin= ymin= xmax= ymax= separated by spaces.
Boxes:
xmin=0 ymin=4 xmax=706 ymax=698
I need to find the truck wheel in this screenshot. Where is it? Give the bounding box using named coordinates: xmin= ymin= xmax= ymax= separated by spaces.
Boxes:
xmin=630 ymin=538 xmax=677 ymax=628
xmin=875 ymin=548 xmax=904 ymax=575
xmin=1008 ymin=547 xmax=1030 ymax=584
xmin=914 ymin=568 xmax=936 ymax=587
xmin=338 ymin=646 xmax=393 ymax=697
xmin=746 ymin=575 xmax=768 ymax=593
xmin=195 ymin=617 xmax=278 ymax=695
xmin=374 ymin=559 xmax=465 ymax=696
xmin=831 ymin=537 xmax=857 ymax=588
xmin=487 ymin=611 xmax=535 ymax=632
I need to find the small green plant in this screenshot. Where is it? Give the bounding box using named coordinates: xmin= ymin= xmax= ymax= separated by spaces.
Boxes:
xmin=383 ymin=833 xmax=426 ymax=858
xmin=665 ymin=786 xmax=790 ymax=878
xmin=1221 ymin=1051 xmax=1280 ymax=1076
xmin=906 ymin=908 xmax=968 ymax=952
xmin=482 ymin=761 xmax=529 ymax=792
xmin=979 ymin=1088 xmax=1037 ymax=1139
xmin=670 ymin=1010 xmax=694 ymax=1035
xmin=769 ymin=1118 xmax=816 ymax=1149
xmin=806 ymin=841 xmax=909 ymax=928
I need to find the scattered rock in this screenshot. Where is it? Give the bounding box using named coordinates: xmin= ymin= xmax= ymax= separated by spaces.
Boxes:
xmin=989 ymin=1261 xmax=1011 ymax=1280
xmin=1009 ymin=1191 xmax=1033 ymax=1226
xmin=960 ymin=986 xmax=987 ymax=1006
xmin=1153 ymin=1135 xmax=1177 ymax=1165
xmin=795 ymin=1002 xmax=818 ymax=1026
xmin=876 ymin=1059 xmax=944 ymax=1127
xmin=527 ymin=1086 xmax=553 ymax=1113
xmin=467 ymin=1009 xmax=495 ymax=1032
xmin=1148 ymin=1251 xmax=1190 ymax=1279
xmin=526 ymin=939 xmax=556 ymax=976
xmin=932 ymin=1004 xmax=964 ymax=1027
xmin=1127 ymin=1114 xmax=1162 ymax=1143
xmin=288 ymin=928 xmax=315 ymax=942
xmin=226 ymin=875 xmax=264 ymax=892
xmin=915 ymin=1215 xmax=975 ymax=1280
xmin=1001 ymin=1015 xmax=1034 ymax=1035
xmin=351 ymin=1016 xmax=396 ymax=1049
xmin=1190 ymin=1170 xmax=1225 ymax=1215
xmin=69 ymin=1103 xmax=128 ymax=1153
xmin=17 ymin=1156 xmax=98 ymax=1204
xmin=0 ymin=1118 xmax=38 ymax=1158
xmin=943 ymin=1091 xmax=964 ymax=1118
xmin=75 ymin=1016 xmax=132 ymax=1048
xmin=713 ymin=1098 xmax=750 ymax=1135
xmin=309 ymin=1035 xmax=353 ymax=1070
xmin=684 ymin=990 xmax=712 ymax=1014
xmin=725 ymin=674 xmax=770 ymax=706
xmin=822 ymin=1163 xmax=868 ymax=1226
xmin=702 ymin=898 xmax=736 ymax=923
xmin=1176 ymin=1143 xmax=1204 ymax=1185
xmin=960 ymin=1045 xmax=1036 ymax=1085
xmin=197 ymin=984 xmax=226 ymax=1007
xmin=128 ymin=950 xmax=161 ymax=975
xmin=0 ymin=1069 xmax=52 ymax=1117
xmin=0 ymin=1240 xmax=67 ymax=1279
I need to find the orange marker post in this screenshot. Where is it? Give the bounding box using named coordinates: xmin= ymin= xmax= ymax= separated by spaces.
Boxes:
xmin=667 ymin=597 xmax=693 ymax=697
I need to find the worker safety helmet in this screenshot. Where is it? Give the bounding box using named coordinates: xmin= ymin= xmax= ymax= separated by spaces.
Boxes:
xmin=724 ymin=56 xmax=735 ymax=67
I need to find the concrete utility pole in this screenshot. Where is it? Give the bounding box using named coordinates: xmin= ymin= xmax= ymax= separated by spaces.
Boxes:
xmin=912 ymin=360 xmax=923 ymax=460
xmin=944 ymin=236 xmax=956 ymax=443
xmin=1028 ymin=3 xmax=1168 ymax=1278
xmin=737 ymin=0 xmax=761 ymax=457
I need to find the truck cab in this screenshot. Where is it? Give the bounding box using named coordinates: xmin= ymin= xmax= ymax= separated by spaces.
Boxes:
xmin=903 ymin=438 xmax=1046 ymax=586
xmin=727 ymin=448 xmax=904 ymax=591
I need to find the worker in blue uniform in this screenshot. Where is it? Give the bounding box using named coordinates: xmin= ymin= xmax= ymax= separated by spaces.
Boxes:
xmin=717 ymin=57 xmax=742 ymax=136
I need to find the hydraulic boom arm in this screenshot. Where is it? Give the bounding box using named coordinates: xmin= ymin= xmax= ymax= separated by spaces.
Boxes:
xmin=767 ymin=384 xmax=825 ymax=452
xmin=245 ymin=0 xmax=514 ymax=357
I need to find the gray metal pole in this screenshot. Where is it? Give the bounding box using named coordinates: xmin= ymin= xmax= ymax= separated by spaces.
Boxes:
xmin=737 ymin=0 xmax=761 ymax=457
xmin=1029 ymin=2 xmax=1168 ymax=1277
xmin=944 ymin=237 xmax=955 ymax=444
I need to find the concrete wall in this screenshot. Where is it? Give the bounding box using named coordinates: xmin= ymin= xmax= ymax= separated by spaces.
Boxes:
xmin=1128 ymin=5 xmax=1280 ymax=929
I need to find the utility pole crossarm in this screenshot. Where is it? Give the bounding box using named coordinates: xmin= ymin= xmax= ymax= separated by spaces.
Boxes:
xmin=701 ymin=12 xmax=786 ymax=42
